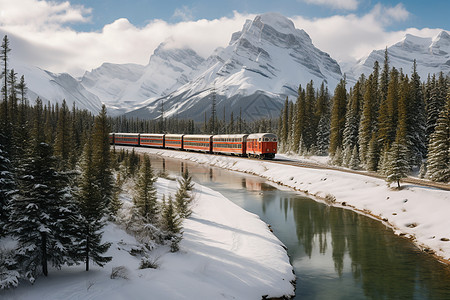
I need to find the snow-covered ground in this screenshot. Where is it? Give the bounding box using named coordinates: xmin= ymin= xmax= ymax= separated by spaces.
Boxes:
xmin=1 ymin=177 xmax=294 ymax=299
xmin=127 ymin=147 xmax=450 ymax=264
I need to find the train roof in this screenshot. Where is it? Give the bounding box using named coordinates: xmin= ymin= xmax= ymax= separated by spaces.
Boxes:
xmin=140 ymin=133 xmax=165 ymax=137
xmin=247 ymin=133 xmax=278 ymax=139
xmin=183 ymin=134 xmax=213 ymax=139
xmin=113 ymin=132 xmax=140 ymax=136
xmin=164 ymin=134 xmax=184 ymax=138
xmin=213 ymin=134 xmax=249 ymax=139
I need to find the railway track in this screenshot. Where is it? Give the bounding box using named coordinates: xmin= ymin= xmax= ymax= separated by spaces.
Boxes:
xmin=271 ymin=157 xmax=450 ymax=191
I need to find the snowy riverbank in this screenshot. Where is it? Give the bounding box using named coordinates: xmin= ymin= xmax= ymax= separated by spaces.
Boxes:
xmin=1 ymin=177 xmax=295 ymax=299
xmin=127 ymin=147 xmax=450 ymax=264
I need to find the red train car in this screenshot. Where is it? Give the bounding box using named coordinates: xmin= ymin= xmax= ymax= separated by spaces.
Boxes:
xmin=140 ymin=133 xmax=165 ymax=148
xmin=183 ymin=135 xmax=212 ymax=152
xmin=112 ymin=133 xmax=140 ymax=146
xmin=212 ymin=134 xmax=248 ymax=156
xmin=246 ymin=133 xmax=277 ymax=159
xmin=165 ymin=134 xmax=184 ymax=150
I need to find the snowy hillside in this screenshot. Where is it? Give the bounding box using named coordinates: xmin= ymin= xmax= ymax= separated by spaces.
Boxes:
xmin=12 ymin=61 xmax=103 ymax=114
xmin=81 ymin=44 xmax=205 ymax=115
xmin=126 ymin=12 xmax=342 ymax=122
xmin=347 ymin=31 xmax=450 ymax=82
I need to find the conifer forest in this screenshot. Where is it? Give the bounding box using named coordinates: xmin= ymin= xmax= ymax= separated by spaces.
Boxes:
xmin=276 ymin=50 xmax=449 ymax=185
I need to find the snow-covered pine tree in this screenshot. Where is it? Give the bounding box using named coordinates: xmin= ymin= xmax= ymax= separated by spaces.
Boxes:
xmin=366 ymin=132 xmax=380 ymax=171
xmin=316 ymin=114 xmax=330 ymax=156
xmin=7 ymin=98 xmax=80 ymax=282
xmin=426 ymin=92 xmax=449 ymax=182
xmin=359 ymin=66 xmax=379 ymax=167
xmin=76 ymin=134 xmax=112 ymax=271
xmin=0 ymin=247 xmax=20 ymax=289
xmin=133 ymin=154 xmax=158 ymax=223
xmin=0 ymin=133 xmax=15 ymax=236
xmin=175 ymin=168 xmax=194 ymax=219
xmin=385 ymin=137 xmax=409 ymax=188
xmin=163 ymin=195 xmax=182 ymax=252
xmin=349 ymin=146 xmax=360 ymax=170
xmin=407 ymin=60 xmax=426 ymax=167
xmin=343 ymin=81 xmax=363 ymax=158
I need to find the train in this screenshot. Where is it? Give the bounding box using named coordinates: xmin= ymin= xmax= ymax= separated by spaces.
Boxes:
xmin=109 ymin=132 xmax=278 ymax=159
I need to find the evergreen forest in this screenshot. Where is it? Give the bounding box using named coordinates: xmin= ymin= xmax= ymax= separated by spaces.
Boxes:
xmin=277 ymin=50 xmax=449 ymax=185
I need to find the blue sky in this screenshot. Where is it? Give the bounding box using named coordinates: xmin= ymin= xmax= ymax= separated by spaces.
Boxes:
xmin=0 ymin=0 xmax=448 ymax=75
xmin=66 ymin=0 xmax=449 ymax=32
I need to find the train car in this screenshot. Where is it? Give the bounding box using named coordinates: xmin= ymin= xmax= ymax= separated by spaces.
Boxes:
xmin=183 ymin=134 xmax=213 ymax=152
xmin=140 ymin=133 xmax=165 ymax=148
xmin=246 ymin=133 xmax=278 ymax=159
xmin=112 ymin=133 xmax=140 ymax=146
xmin=164 ymin=134 xmax=184 ymax=150
xmin=212 ymin=134 xmax=248 ymax=156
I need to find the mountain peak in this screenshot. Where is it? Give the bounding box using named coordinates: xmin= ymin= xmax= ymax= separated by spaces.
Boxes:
xmin=257 ymin=12 xmax=296 ymax=35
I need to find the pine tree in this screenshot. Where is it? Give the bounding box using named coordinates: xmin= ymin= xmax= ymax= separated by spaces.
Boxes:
xmin=359 ymin=73 xmax=378 ymax=167
xmin=385 ymin=136 xmax=409 ymax=188
xmin=425 ymin=72 xmax=447 ymax=143
xmin=426 ymin=92 xmax=449 ymax=182
xmin=343 ymin=81 xmax=362 ymax=153
xmin=92 ymin=105 xmax=114 ymax=210
xmin=0 ymin=134 xmax=15 ymax=236
xmin=1 ymin=36 xmax=11 ymax=133
xmin=329 ymin=79 xmax=347 ymax=156
xmin=366 ymin=132 xmax=380 ymax=171
xmin=407 ymin=60 xmax=426 ymax=166
xmin=175 ymin=168 xmax=194 ymax=219
xmin=294 ymin=85 xmax=305 ymax=153
xmin=281 ymin=97 xmax=289 ymax=149
xmin=378 ymin=67 xmax=399 ymax=151
xmin=163 ymin=195 xmax=182 ymax=252
xmin=133 ymin=154 xmax=158 ymax=222
xmin=54 ymin=100 xmax=71 ymax=169
xmin=76 ymin=134 xmax=112 ymax=271
xmin=7 ymin=98 xmax=80 ymax=282
xmin=316 ymin=114 xmax=330 ymax=156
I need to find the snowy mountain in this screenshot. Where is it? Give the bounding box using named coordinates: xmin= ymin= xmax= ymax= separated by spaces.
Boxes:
xmin=347 ymin=31 xmax=450 ymax=82
xmin=81 ymin=43 xmax=205 ymax=115
xmin=126 ymin=12 xmax=343 ymax=122
xmin=12 ymin=61 xmax=103 ymax=114
xmin=11 ymin=13 xmax=449 ymax=120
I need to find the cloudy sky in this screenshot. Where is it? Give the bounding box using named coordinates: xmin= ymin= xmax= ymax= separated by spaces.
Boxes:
xmin=0 ymin=0 xmax=448 ymax=76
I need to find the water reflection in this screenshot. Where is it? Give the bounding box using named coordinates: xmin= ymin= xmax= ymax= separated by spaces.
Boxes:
xmin=147 ymin=154 xmax=450 ymax=299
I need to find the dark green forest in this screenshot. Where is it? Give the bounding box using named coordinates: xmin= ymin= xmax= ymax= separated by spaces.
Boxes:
xmin=277 ymin=50 xmax=449 ymax=184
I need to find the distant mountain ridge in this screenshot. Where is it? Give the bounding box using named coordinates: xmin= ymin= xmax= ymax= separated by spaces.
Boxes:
xmin=8 ymin=13 xmax=450 ymax=120
xmin=346 ymin=30 xmax=450 ymax=82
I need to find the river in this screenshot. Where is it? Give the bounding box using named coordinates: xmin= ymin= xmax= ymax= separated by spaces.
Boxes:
xmin=146 ymin=154 xmax=450 ymax=299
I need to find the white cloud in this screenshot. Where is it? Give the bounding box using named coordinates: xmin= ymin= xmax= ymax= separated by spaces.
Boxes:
xmin=1 ymin=0 xmax=250 ymax=76
xmin=0 ymin=0 xmax=445 ymax=79
xmin=0 ymin=0 xmax=91 ymax=28
xmin=302 ymin=0 xmax=359 ymax=10
xmin=291 ymin=3 xmax=441 ymax=65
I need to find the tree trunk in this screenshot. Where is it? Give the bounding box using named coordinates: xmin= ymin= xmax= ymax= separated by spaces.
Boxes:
xmin=397 ymin=179 xmax=400 ymax=189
